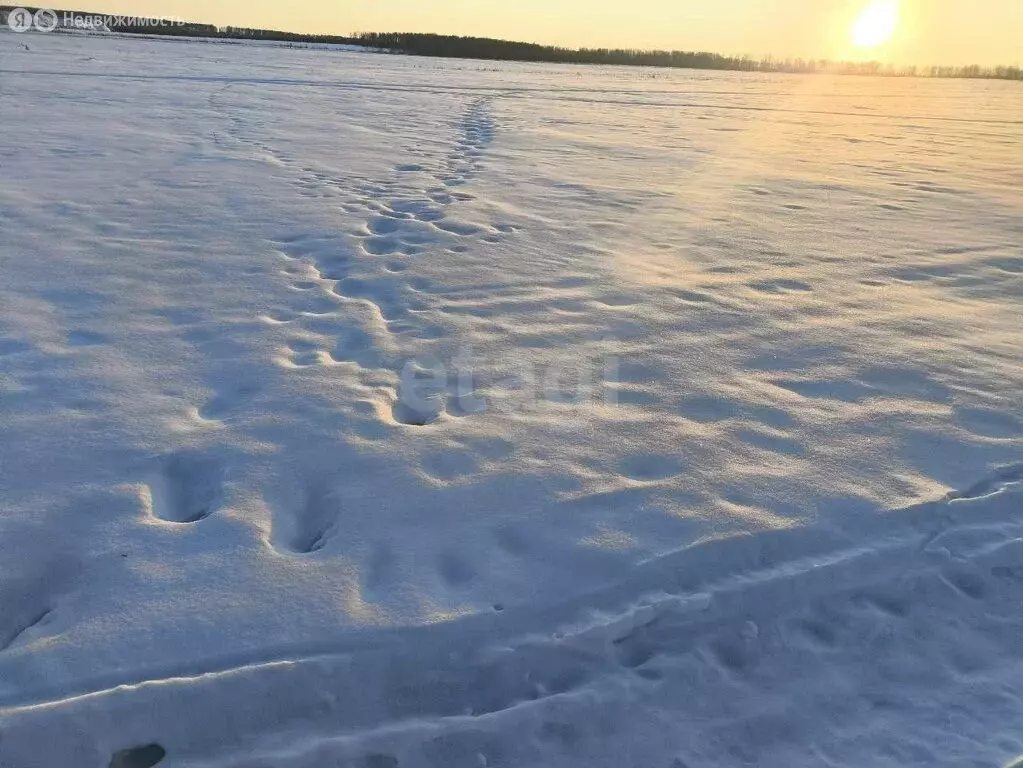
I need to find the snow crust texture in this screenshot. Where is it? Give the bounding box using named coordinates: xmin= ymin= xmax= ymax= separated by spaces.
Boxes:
xmin=0 ymin=31 xmax=1022 ymax=768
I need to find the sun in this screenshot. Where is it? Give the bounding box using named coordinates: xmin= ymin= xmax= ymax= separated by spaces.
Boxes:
xmin=850 ymin=0 xmax=900 ymax=49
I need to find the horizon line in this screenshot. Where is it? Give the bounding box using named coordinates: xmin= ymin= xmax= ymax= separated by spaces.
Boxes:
xmin=3 ymin=3 xmax=1021 ymax=72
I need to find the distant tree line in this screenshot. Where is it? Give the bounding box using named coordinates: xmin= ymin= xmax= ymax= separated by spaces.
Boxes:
xmin=351 ymin=33 xmax=1020 ymax=80
xmin=3 ymin=6 xmax=1019 ymax=81
xmin=124 ymin=23 xmax=364 ymax=44
xmin=0 ymin=5 xmax=362 ymax=40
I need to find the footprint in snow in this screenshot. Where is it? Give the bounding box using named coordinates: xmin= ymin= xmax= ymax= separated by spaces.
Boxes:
xmin=147 ymin=451 xmax=225 ymax=524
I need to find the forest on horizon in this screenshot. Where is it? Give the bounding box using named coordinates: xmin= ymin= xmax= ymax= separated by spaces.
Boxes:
xmin=3 ymin=5 xmax=1021 ymax=80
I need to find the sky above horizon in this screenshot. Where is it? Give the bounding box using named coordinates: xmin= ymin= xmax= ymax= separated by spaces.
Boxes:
xmin=84 ymin=0 xmax=1021 ymax=66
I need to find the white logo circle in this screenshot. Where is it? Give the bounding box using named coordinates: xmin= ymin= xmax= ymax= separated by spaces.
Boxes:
xmin=33 ymin=8 xmax=58 ymax=32
xmin=6 ymin=7 xmax=33 ymax=32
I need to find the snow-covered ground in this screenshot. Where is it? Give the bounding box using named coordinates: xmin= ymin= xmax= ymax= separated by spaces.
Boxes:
xmin=1 ymin=30 xmax=1022 ymax=768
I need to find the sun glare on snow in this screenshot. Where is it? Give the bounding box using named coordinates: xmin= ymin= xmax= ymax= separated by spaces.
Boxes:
xmin=850 ymin=0 xmax=899 ymax=49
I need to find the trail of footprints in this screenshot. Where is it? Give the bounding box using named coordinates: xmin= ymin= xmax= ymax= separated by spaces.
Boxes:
xmin=237 ymin=95 xmax=521 ymax=426
xmin=188 ymin=94 xmax=518 ymax=555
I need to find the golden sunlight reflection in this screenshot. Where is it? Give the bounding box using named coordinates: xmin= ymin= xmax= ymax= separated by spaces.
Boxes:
xmin=850 ymin=0 xmax=900 ymax=49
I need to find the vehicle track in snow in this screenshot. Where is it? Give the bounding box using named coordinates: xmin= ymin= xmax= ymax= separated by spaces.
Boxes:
xmin=3 ymin=469 xmax=1022 ymax=767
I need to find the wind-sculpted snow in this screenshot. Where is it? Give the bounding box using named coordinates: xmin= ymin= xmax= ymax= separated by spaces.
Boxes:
xmin=0 ymin=30 xmax=1021 ymax=768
